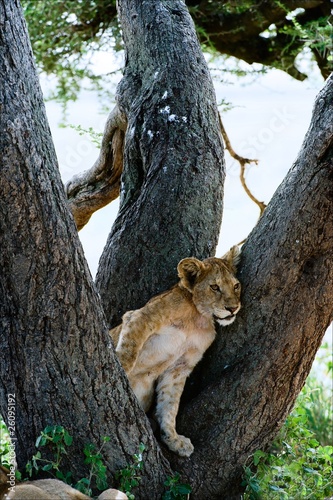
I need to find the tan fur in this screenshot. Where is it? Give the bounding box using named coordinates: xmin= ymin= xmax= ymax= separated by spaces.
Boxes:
xmin=1 ymin=477 xmax=127 ymax=500
xmin=110 ymin=246 xmax=241 ymax=457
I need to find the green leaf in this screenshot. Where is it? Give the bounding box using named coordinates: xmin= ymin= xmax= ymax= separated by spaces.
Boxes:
xmin=35 ymin=435 xmax=42 ymax=448
xmin=42 ymin=464 xmax=53 ymax=472
xmin=75 ymin=479 xmax=91 ymax=495
xmin=78 ymin=477 xmax=90 ymax=485
xmin=176 ymin=483 xmax=192 ymax=494
xmin=253 ymin=450 xmax=267 ymax=466
xmin=84 ymin=443 xmax=95 ymax=456
xmin=56 ymin=470 xmax=66 ymax=481
xmin=25 ymin=461 xmax=33 ymax=477
xmin=269 ymin=484 xmax=286 ymax=492
xmin=303 ymin=466 xmax=320 ymax=475
xmin=96 ymin=476 xmax=108 ymax=491
xmin=64 ymin=432 xmax=73 ymax=446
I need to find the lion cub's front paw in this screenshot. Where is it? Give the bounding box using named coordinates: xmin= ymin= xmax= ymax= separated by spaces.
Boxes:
xmin=162 ymin=434 xmax=194 ymax=458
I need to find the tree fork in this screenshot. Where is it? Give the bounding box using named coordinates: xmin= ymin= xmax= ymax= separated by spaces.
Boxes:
xmin=96 ymin=0 xmax=225 ymax=327
xmin=1 ymin=1 xmax=332 ymax=499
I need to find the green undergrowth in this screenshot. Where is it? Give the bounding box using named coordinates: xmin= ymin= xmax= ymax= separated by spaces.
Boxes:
xmin=25 ymin=426 xmax=110 ymax=496
xmin=0 ymin=423 xmax=190 ymax=499
xmin=243 ymin=341 xmax=333 ymax=499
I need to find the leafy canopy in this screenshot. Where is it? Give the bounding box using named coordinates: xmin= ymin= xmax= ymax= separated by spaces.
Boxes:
xmin=22 ymin=0 xmax=330 ymax=104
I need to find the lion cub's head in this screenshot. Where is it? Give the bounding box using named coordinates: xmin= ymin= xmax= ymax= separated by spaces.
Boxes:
xmin=177 ymin=246 xmax=241 ymax=326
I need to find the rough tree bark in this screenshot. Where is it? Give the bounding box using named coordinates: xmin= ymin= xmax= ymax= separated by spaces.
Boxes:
xmin=83 ymin=0 xmax=332 ymax=496
xmin=171 ymin=75 xmax=333 ymax=498
xmin=95 ymin=0 xmax=225 ymax=326
xmin=1 ymin=0 xmax=332 ymax=499
xmin=66 ymin=105 xmax=126 ymax=231
xmin=0 ymin=2 xmax=171 ymax=496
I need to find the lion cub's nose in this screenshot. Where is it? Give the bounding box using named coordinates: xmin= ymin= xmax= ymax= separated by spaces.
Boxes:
xmin=226 ymin=306 xmax=238 ymax=314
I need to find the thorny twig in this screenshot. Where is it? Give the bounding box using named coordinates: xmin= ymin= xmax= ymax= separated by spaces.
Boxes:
xmin=219 ymin=113 xmax=267 ymax=245
xmin=219 ymin=113 xmax=267 ymax=216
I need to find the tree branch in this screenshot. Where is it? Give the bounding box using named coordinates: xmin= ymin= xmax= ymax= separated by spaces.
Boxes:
xmin=66 ymin=105 xmax=127 ymax=230
xmin=0 ymin=3 xmax=171 ymax=495
xmin=172 ymin=74 xmax=333 ymax=498
xmin=189 ymin=0 xmax=328 ymax=81
xmin=219 ymin=114 xmax=266 ymax=218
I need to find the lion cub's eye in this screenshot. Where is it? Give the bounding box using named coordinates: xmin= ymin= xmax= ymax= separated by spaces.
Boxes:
xmin=210 ymin=284 xmax=220 ymax=292
xmin=234 ymin=283 xmax=240 ymax=291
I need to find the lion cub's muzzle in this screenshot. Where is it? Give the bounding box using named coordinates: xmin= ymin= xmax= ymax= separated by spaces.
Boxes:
xmin=226 ymin=306 xmax=239 ymax=315
xmin=214 ymin=304 xmax=241 ymax=325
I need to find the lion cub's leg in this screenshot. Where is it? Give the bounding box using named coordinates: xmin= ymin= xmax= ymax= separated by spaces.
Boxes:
xmin=155 ymin=367 xmax=194 ymax=458
xmin=129 ymin=373 xmax=156 ymax=412
xmin=113 ymin=310 xmax=155 ymax=374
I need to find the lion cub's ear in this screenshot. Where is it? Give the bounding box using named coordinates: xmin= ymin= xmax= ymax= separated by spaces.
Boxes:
xmin=221 ymin=245 xmax=241 ymax=273
xmin=178 ymin=257 xmax=206 ymax=291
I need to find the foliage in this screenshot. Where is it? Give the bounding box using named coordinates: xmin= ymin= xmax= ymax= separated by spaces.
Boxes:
xmin=163 ymin=472 xmax=192 ymax=499
xmin=0 ymin=422 xmax=190 ymax=499
xmin=76 ymin=438 xmax=110 ymax=494
xmin=300 ymin=377 xmax=333 ymax=448
xmin=0 ymin=418 xmax=11 ymax=468
xmin=276 ymin=2 xmax=332 ymax=63
xmin=25 ymin=425 xmax=109 ymax=496
xmin=64 ymin=124 xmax=103 ymax=147
xmin=115 ymin=443 xmax=145 ymax=500
xmin=115 ymin=446 xmax=192 ymax=499
xmin=21 ymin=0 xmax=121 ymax=104
xmin=20 ymin=0 xmax=330 ymax=106
xmin=26 ymin=425 xmax=73 ymax=482
xmin=243 ymin=410 xmax=333 ymax=499
xmin=1 ymin=339 xmax=332 ymax=498
xmin=243 ymin=341 xmax=333 ymax=499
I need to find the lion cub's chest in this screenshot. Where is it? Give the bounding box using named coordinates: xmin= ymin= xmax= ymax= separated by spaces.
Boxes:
xmin=132 ymin=323 xmax=215 ymax=378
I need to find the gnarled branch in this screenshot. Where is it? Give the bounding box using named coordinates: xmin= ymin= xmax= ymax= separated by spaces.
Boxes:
xmin=66 ymin=105 xmax=127 ymax=230
xmin=219 ymin=113 xmax=267 ymax=218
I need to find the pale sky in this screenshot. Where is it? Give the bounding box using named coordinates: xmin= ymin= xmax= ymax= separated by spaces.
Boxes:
xmin=43 ymin=62 xmax=323 ymax=277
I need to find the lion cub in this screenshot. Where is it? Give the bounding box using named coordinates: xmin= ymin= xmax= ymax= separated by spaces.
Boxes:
xmin=110 ymin=246 xmax=241 ymax=457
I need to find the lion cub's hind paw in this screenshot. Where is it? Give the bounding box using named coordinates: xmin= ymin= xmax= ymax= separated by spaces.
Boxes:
xmin=163 ymin=434 xmax=194 ymax=457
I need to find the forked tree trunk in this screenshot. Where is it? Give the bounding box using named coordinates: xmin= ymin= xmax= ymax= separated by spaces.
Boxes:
xmin=93 ymin=4 xmax=333 ymax=495
xmin=95 ymin=0 xmax=225 ymax=326
xmin=1 ymin=0 xmax=332 ymax=499
xmin=0 ymin=1 xmax=170 ymax=496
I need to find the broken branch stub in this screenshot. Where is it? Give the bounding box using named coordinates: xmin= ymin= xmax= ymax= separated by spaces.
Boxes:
xmin=66 ymin=105 xmax=127 ymax=230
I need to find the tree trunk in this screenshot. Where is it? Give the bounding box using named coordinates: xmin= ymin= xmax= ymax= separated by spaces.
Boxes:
xmin=1 ymin=1 xmax=332 ymax=499
xmin=95 ymin=1 xmax=332 ymax=496
xmin=0 ymin=2 xmax=170 ymax=496
xmin=95 ymin=0 xmax=225 ymax=326
xmin=170 ymin=75 xmax=333 ymax=498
